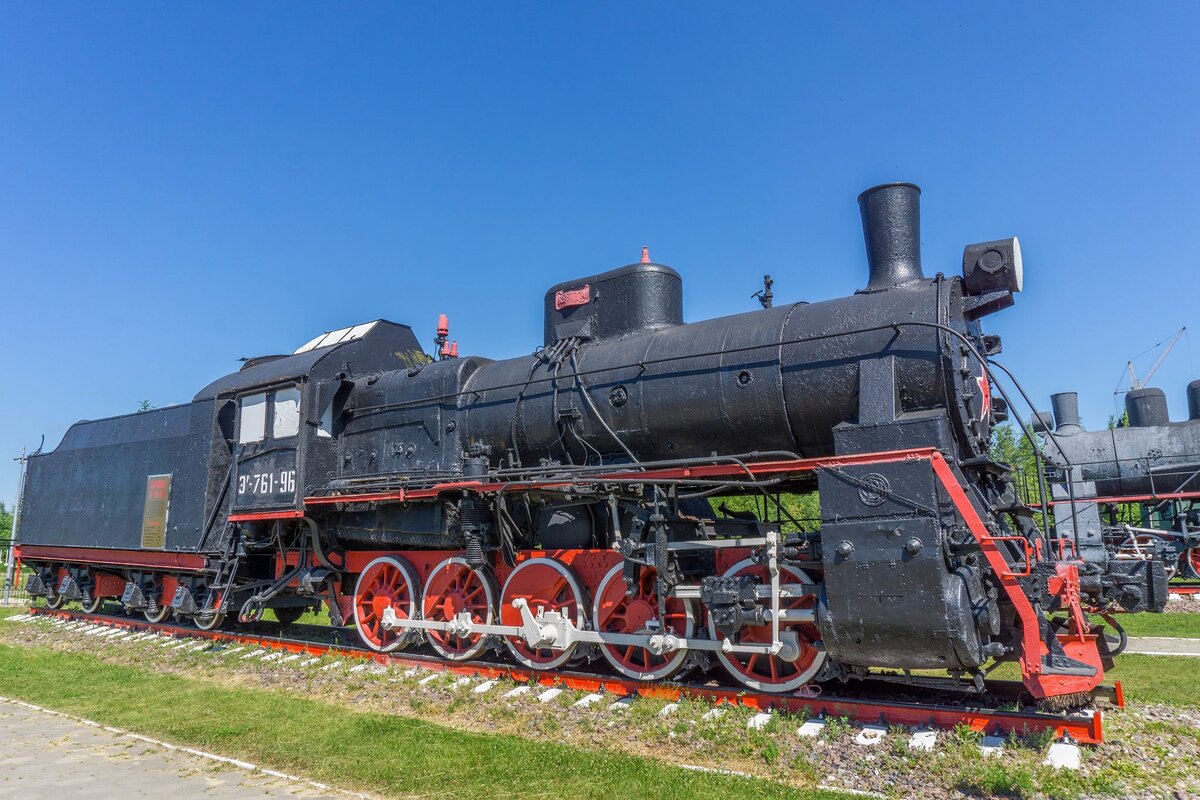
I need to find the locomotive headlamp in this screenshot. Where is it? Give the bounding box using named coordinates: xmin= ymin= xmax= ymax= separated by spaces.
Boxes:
xmin=962 ymin=237 xmax=1023 ymax=296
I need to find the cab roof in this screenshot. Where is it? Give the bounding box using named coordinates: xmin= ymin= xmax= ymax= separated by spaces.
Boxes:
xmin=193 ymin=320 xmax=426 ymax=401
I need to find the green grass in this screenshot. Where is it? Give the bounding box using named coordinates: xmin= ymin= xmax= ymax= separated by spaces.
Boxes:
xmin=1105 ymin=654 xmax=1199 ymax=706
xmin=0 ymin=643 xmax=848 ymax=800
xmin=1104 ymin=612 xmax=1200 ymax=639
xmin=956 ymin=761 xmax=1037 ymax=799
xmin=961 ymin=650 xmax=1198 ymax=709
xmin=262 ymin=606 xmax=334 ymax=626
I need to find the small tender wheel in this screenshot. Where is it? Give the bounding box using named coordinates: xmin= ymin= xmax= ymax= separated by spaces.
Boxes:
xmin=354 ymin=556 xmax=420 ymax=653
xmin=707 ymin=559 xmax=826 ymax=693
xmin=80 ymin=592 xmax=104 ymax=614
xmin=273 ymin=606 xmax=306 ymax=626
xmin=593 ymin=563 xmax=695 ymax=682
xmin=422 ymin=557 xmax=496 ymax=661
xmin=500 ymin=558 xmax=587 ymax=670
xmin=194 ymin=612 xmax=226 ymax=631
xmin=44 ymin=593 xmax=65 ymax=610
xmin=143 ymin=593 xmax=173 ymax=624
xmin=192 ymin=589 xmax=226 ymax=631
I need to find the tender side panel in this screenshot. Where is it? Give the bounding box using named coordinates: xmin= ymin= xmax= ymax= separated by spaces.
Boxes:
xmin=20 ymin=402 xmax=217 ymax=552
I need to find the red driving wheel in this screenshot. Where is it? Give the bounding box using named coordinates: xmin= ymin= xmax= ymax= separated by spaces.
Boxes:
xmin=422 ymin=557 xmax=496 ymax=661
xmin=593 ymin=564 xmax=694 ymax=681
xmin=1184 ymin=546 xmax=1200 ymax=580
xmin=353 ymin=556 xmax=419 ymax=653
xmin=500 ymin=557 xmax=587 ymax=670
xmin=707 ymin=559 xmax=825 ymax=693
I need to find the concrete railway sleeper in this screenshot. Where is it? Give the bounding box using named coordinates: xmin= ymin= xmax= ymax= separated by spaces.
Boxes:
xmin=16 ymin=604 xmax=1120 ymax=746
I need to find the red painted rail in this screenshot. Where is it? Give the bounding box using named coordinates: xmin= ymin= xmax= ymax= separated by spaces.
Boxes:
xmin=25 ymin=606 xmax=1115 ymax=744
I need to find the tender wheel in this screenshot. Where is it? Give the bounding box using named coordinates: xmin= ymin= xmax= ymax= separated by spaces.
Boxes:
xmin=354 ymin=556 xmax=420 ymax=653
xmin=43 ymin=572 xmax=65 ymax=609
xmin=500 ymin=558 xmax=587 ymax=670
xmin=707 ymin=559 xmax=825 ymax=693
xmin=593 ymin=563 xmax=695 ymax=682
xmin=193 ymin=589 xmax=226 ymax=631
xmin=273 ymin=606 xmax=306 ymax=626
xmin=80 ymin=592 xmax=104 ymax=614
xmin=194 ymin=610 xmax=226 ymax=630
xmin=143 ymin=592 xmax=173 ymax=624
xmin=422 ymin=557 xmax=496 ymax=662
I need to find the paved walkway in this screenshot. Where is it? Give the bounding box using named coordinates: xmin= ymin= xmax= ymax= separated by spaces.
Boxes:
xmin=1126 ymin=636 xmax=1200 ymax=657
xmin=0 ymin=701 xmax=346 ymax=799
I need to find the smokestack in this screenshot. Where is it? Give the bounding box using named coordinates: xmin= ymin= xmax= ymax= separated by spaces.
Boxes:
xmin=858 ymin=182 xmax=924 ymax=291
xmin=1126 ymin=387 xmax=1170 ymax=427
xmin=1187 ymin=379 xmax=1200 ymax=421
xmin=1050 ymin=392 xmax=1083 ymax=434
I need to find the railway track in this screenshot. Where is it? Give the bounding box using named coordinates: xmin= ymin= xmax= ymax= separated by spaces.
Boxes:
xmin=17 ymin=605 xmax=1120 ymax=744
xmin=1170 ymin=582 xmax=1200 ymax=596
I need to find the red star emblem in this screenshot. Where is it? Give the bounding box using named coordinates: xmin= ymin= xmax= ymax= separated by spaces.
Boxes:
xmin=976 ymin=370 xmax=991 ymax=422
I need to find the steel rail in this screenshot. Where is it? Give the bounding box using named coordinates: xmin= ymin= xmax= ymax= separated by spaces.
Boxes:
xmin=25 ymin=606 xmax=1116 ymax=744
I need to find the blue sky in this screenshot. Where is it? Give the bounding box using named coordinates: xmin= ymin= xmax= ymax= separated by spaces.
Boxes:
xmin=2 ymin=4 xmax=1198 ymax=506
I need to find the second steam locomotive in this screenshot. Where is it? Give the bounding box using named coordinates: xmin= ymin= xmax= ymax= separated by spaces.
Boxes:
xmin=1036 ymin=383 xmax=1200 ymax=580
xmin=17 ymin=183 xmax=1166 ymax=703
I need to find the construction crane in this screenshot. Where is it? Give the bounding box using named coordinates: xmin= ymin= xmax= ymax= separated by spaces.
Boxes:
xmin=1126 ymin=327 xmax=1188 ymax=391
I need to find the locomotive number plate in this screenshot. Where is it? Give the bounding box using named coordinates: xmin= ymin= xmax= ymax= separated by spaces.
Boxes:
xmin=234 ymin=447 xmax=300 ymax=510
xmin=237 ymin=469 xmax=297 ymax=497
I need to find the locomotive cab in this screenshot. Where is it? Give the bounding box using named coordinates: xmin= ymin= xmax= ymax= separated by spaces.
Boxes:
xmin=192 ymin=320 xmax=430 ymax=522
xmin=232 ymin=384 xmax=303 ymax=513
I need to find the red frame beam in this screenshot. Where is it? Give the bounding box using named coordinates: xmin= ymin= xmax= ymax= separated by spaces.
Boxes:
xmin=14 ymin=545 xmax=207 ymax=571
xmin=229 ymin=509 xmax=306 ymax=522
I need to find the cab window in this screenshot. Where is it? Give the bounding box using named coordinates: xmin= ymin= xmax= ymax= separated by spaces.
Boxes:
xmin=238 ymin=393 xmax=267 ymax=444
xmin=272 ymin=387 xmax=302 ymax=439
xmin=237 ymin=386 xmax=302 ymax=444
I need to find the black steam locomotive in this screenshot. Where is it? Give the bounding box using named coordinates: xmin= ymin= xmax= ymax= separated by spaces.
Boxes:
xmin=17 ymin=183 xmax=1166 ymax=702
xmin=1036 ymin=383 xmax=1200 ymax=579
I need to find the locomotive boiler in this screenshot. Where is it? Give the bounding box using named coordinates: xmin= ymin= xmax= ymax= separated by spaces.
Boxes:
xmin=16 ymin=183 xmax=1166 ymax=704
